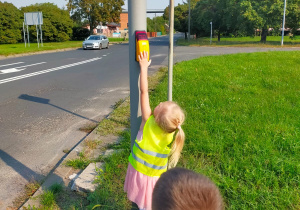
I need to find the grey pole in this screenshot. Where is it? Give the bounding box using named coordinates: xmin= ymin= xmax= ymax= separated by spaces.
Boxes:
xmin=168 ymin=0 xmax=174 ymax=101
xmin=23 ymin=22 xmax=26 ymax=47
xmin=27 ymin=25 xmax=30 ymax=47
xmin=281 ymin=0 xmax=287 ymax=46
xmin=128 ymin=0 xmax=147 ymax=151
xmin=210 ymin=22 xmax=212 ymax=44
xmin=40 ymin=25 xmax=43 ymax=47
xmin=36 ymin=24 xmax=39 ymax=48
xmin=188 ymin=0 xmax=191 ymax=41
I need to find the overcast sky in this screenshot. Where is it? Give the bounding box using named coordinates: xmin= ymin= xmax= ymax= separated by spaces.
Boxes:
xmin=3 ymin=0 xmax=186 ymax=17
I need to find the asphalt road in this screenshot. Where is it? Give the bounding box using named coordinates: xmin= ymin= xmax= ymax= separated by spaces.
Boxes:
xmin=0 ymin=34 xmax=299 ymax=209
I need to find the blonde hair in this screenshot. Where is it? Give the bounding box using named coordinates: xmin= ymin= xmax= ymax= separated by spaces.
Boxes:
xmin=154 ymin=101 xmax=185 ymax=168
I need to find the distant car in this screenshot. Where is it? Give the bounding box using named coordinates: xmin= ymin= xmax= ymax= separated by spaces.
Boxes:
xmin=82 ymin=35 xmax=109 ymax=50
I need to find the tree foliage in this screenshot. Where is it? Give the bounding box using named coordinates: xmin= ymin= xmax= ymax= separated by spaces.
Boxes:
xmin=284 ymin=0 xmax=300 ymax=36
xmin=147 ymin=16 xmax=166 ymax=34
xmin=67 ymin=0 xmax=124 ymax=34
xmin=163 ymin=0 xmax=200 ymax=38
xmin=189 ymin=0 xmax=300 ymax=42
xmin=21 ymin=3 xmax=73 ymax=42
xmin=0 ymin=2 xmax=22 ymax=44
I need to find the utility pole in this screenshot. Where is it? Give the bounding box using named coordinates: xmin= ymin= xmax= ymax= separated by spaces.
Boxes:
xmin=128 ymin=0 xmax=147 ymax=150
xmin=210 ymin=22 xmax=212 ymax=44
xmin=188 ymin=0 xmax=191 ymax=41
xmin=168 ymin=0 xmax=174 ymax=101
xmin=281 ymin=0 xmax=287 ymax=46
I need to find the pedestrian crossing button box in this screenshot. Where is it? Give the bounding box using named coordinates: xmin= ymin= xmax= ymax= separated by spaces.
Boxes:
xmin=135 ymin=30 xmax=150 ymax=62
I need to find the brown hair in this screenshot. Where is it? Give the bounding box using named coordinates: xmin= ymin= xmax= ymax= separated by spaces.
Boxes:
xmin=154 ymin=101 xmax=185 ymax=168
xmin=152 ymin=168 xmax=223 ymax=210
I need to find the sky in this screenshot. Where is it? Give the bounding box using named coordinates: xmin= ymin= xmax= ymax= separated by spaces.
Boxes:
xmin=3 ymin=0 xmax=185 ymax=18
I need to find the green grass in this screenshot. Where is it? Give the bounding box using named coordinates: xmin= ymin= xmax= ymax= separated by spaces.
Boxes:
xmin=24 ymin=183 xmax=88 ymax=210
xmin=0 ymin=41 xmax=83 ymax=56
xmin=88 ymin=51 xmax=299 ymax=209
xmin=108 ymin=37 xmax=129 ymax=42
xmin=177 ymin=36 xmax=300 ymax=47
xmin=0 ymin=38 xmax=128 ymax=56
xmin=65 ymin=152 xmax=91 ymax=170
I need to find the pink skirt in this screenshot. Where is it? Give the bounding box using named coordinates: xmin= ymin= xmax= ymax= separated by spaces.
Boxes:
xmin=124 ymin=163 xmax=159 ymax=210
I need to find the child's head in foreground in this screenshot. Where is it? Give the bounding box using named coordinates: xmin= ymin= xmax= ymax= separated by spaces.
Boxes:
xmin=152 ymin=167 xmax=223 ymax=210
xmin=153 ymin=101 xmax=185 ymax=168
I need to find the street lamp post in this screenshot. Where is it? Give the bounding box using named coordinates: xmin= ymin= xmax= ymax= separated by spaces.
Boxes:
xmin=281 ymin=0 xmax=287 ymax=46
xmin=168 ymin=0 xmax=174 ymax=101
xmin=210 ymin=22 xmax=212 ymax=45
xmin=188 ymin=0 xmax=191 ymax=41
xmin=128 ymin=0 xmax=147 ymax=150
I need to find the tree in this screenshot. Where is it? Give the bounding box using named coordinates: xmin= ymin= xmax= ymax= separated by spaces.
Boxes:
xmin=67 ymin=0 xmax=124 ymax=34
xmin=285 ymin=0 xmax=300 ymax=37
xmin=163 ymin=0 xmax=200 ymax=39
xmin=242 ymin=1 xmax=284 ymax=42
xmin=0 ymin=2 xmax=22 ymax=44
xmin=239 ymin=0 xmax=300 ymax=42
xmin=191 ymin=0 xmax=240 ymax=41
xmin=147 ymin=16 xmax=167 ymax=34
xmin=21 ymin=3 xmax=73 ymax=42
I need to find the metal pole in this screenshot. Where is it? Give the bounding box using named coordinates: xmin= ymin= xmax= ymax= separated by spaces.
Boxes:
xmin=281 ymin=0 xmax=287 ymax=46
xmin=36 ymin=25 xmax=39 ymax=48
xmin=188 ymin=0 xmax=191 ymax=41
xmin=27 ymin=25 xmax=30 ymax=47
xmin=40 ymin=25 xmax=43 ymax=47
xmin=128 ymin=0 xmax=147 ymax=151
xmin=168 ymin=0 xmax=174 ymax=101
xmin=155 ymin=13 xmax=157 ymax=32
xmin=210 ymin=22 xmax=212 ymax=44
xmin=23 ymin=22 xmax=26 ymax=47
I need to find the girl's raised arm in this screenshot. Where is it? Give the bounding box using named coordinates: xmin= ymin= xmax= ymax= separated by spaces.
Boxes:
xmin=138 ymin=51 xmax=152 ymax=130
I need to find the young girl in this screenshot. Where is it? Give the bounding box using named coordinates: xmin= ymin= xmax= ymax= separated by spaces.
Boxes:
xmin=124 ymin=51 xmax=186 ymax=210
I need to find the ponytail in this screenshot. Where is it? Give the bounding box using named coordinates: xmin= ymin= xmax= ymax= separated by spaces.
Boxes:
xmin=168 ymin=128 xmax=185 ymax=169
xmin=153 ymin=101 xmax=186 ymax=169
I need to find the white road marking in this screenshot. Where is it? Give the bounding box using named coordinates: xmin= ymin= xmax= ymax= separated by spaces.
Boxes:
xmin=0 ymin=62 xmax=46 ymax=74
xmin=0 ymin=62 xmax=24 ymax=67
xmin=15 ymin=62 xmax=46 ymax=69
xmin=151 ymin=54 xmax=165 ymax=57
xmin=0 ymin=57 xmax=102 ymax=85
xmin=0 ymin=68 xmax=25 ymax=74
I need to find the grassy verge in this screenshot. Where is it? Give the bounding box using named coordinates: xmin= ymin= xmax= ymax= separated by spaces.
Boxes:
xmin=89 ymin=51 xmax=299 ymax=209
xmin=177 ymin=36 xmax=300 ymax=47
xmin=0 ymin=41 xmax=83 ymax=56
xmin=23 ymin=183 xmax=88 ymax=210
xmin=0 ymin=38 xmax=128 ymax=56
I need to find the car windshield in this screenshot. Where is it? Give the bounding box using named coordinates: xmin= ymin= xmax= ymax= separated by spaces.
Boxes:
xmin=87 ymin=36 xmax=100 ymax=40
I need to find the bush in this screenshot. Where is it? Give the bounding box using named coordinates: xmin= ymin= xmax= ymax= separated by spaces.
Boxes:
xmin=0 ymin=2 xmax=22 ymax=44
xmin=72 ymin=27 xmax=90 ymax=41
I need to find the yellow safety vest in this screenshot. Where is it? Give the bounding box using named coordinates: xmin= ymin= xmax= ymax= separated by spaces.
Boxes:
xmin=129 ymin=115 xmax=174 ymax=177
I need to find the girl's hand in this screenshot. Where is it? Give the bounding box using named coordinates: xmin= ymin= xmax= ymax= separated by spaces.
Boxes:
xmin=138 ymin=51 xmax=152 ymax=70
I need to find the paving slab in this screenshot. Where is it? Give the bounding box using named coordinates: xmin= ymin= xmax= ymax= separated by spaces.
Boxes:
xmin=71 ymin=162 xmax=104 ymax=192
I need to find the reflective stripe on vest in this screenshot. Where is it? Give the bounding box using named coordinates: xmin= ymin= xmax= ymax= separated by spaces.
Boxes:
xmin=128 ymin=115 xmax=174 ymax=177
xmin=131 ymin=152 xmax=167 ymax=170
xmin=134 ymin=142 xmax=168 ymax=158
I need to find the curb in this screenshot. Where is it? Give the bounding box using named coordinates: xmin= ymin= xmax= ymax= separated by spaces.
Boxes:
xmin=20 ymin=106 xmax=126 ymax=209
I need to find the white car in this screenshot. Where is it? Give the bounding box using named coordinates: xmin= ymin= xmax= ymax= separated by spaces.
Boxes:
xmin=82 ymin=35 xmax=109 ymax=50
